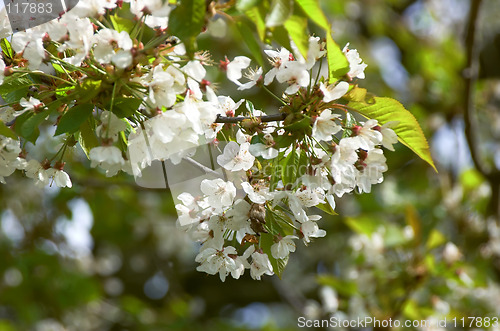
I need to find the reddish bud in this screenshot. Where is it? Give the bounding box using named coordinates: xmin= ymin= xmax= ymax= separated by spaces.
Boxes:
xmin=200 ymin=79 xmax=211 ymax=92
xmin=351 ymin=125 xmax=362 ymax=136
xmin=41 ymin=159 xmax=51 ymax=170
xmin=219 ymin=57 xmax=230 ymax=71
xmin=4 ymin=66 xmax=14 ymax=77
xmin=54 ymin=161 xmax=65 ymax=170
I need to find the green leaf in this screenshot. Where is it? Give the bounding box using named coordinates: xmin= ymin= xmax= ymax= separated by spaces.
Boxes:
xmin=52 ymin=62 xmax=76 ymax=74
xmin=0 ymin=121 xmax=17 ymax=139
xmin=55 ymin=104 xmax=94 ymax=136
xmin=270 ymin=25 xmax=293 ymax=51
xmin=284 ymin=115 xmax=310 ymax=132
xmin=237 ymin=0 xmax=261 ymax=11
xmin=78 ymin=118 xmax=99 ymax=158
xmin=284 ymin=14 xmax=309 ymax=59
xmin=348 ymin=97 xmax=437 ymax=172
xmin=342 ymin=111 xmax=356 ymax=138
xmin=344 ymin=86 xmax=367 ymax=102
xmin=266 ymin=0 xmax=293 ymax=27
xmin=21 ymin=109 xmax=51 ymax=137
xmin=326 ymin=34 xmax=349 ymax=82
xmin=235 ymin=19 xmax=265 ymax=66
xmin=294 ymin=0 xmax=349 ymax=82
xmin=260 ymin=225 xmax=288 ymax=279
xmin=296 ymin=149 xmax=308 ymax=178
xmin=245 ymin=6 xmax=266 ymax=41
xmin=1 ymin=38 xmax=14 ymax=59
xmin=168 ymin=0 xmax=206 ymax=56
xmin=315 ymin=202 xmax=337 ymax=215
xmin=110 ymin=14 xmax=135 ymax=33
xmin=272 ymin=209 xmax=295 ymax=236
xmin=274 ymin=132 xmax=295 ymax=149
xmin=109 ymin=97 xmax=142 ymax=118
xmin=75 ymin=79 xmax=102 ymax=104
xmin=0 ymin=75 xmax=33 ymax=96
xmin=245 ymin=100 xmax=256 ymax=113
xmin=294 ymin=0 xmax=328 ymax=30
xmin=13 ymin=112 xmax=39 ymax=144
xmin=269 ymin=155 xmax=281 ymax=191
xmin=281 ymin=148 xmax=299 ymax=185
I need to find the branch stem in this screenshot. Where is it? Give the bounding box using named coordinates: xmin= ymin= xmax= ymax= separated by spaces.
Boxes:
xmin=215 ymin=113 xmax=286 ymax=124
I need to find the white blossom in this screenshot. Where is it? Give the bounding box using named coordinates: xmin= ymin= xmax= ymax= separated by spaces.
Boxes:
xmin=312 ymin=109 xmax=342 ymax=141
xmin=271 ymin=235 xmax=298 ymax=259
xmin=319 ymin=81 xmax=349 ymax=103
xmin=291 ymin=36 xmax=326 ymax=70
xmin=250 ymin=251 xmax=274 ymax=280
xmin=89 ymin=146 xmax=126 ymax=177
xmin=237 ymin=67 xmax=263 ymax=90
xmin=0 ymin=59 xmax=5 ymax=85
xmin=96 ymin=111 xmax=128 ymax=142
xmin=200 ymin=178 xmax=236 ymax=210
xmin=224 ymin=199 xmax=252 ymax=232
xmin=242 ymin=181 xmax=274 ymax=204
xmin=0 ymin=136 xmax=24 ymax=184
xmin=295 ymin=187 xmax=325 ymax=208
xmin=93 ymin=29 xmax=133 ymax=69
xmin=226 ymin=56 xmax=251 ymax=85
xmin=71 ymin=0 xmax=116 ymax=17
xmin=356 ymin=148 xmax=387 ymax=194
xmin=182 ymin=61 xmax=206 ymax=100
xmin=249 ymin=134 xmax=278 ymax=159
xmin=59 ymin=17 xmax=94 ymax=66
xmin=343 ymin=43 xmax=368 ymax=80
xmin=195 ymin=245 xmax=238 ymax=282
xmin=148 ymin=64 xmax=181 ymax=109
xmin=264 ymin=47 xmax=293 ymax=85
xmin=301 ymin=216 xmax=326 ymax=244
xmin=46 ymin=168 xmax=72 ymax=188
xmin=20 ymin=97 xmax=43 ymax=113
xmin=231 ymin=246 xmax=254 ymax=279
xmin=275 ymin=62 xmax=309 ymax=94
xmin=348 ymin=119 xmax=383 ymax=151
xmin=217 ymin=141 xmax=255 ymax=172
xmin=379 ymin=121 xmax=399 ymax=151
xmin=0 ymin=9 xmax=11 ymax=39
xmin=11 ymin=31 xmax=46 ymax=69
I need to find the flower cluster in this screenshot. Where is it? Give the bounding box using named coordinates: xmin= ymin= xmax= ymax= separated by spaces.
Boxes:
xmin=174 ymin=38 xmax=399 ymax=281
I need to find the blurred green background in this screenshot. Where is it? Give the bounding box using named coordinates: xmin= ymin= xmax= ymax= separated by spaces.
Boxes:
xmin=1 ymin=0 xmax=500 ymax=330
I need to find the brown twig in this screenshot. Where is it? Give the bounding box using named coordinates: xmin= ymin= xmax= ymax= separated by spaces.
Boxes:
xmin=463 ymin=0 xmax=486 ymax=175
xmin=214 ymin=113 xmax=287 ymax=124
xmin=463 ymin=0 xmax=500 ymax=218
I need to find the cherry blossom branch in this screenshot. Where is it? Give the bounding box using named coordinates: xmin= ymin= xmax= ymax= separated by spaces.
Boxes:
xmin=215 ymin=113 xmax=287 ymax=124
